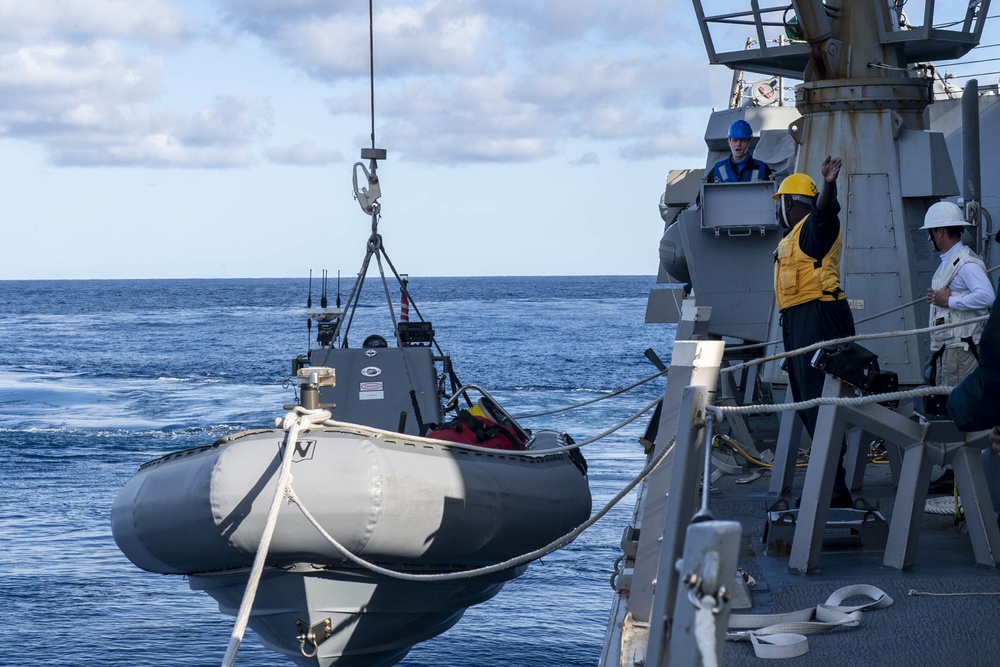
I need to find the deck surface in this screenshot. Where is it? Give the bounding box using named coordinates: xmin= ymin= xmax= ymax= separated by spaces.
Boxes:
xmin=714 ymin=436 xmax=1000 ymax=667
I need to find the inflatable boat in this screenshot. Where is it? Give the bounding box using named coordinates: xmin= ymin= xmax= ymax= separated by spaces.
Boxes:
xmin=112 ymin=406 xmax=590 ymax=666
xmin=112 ymin=146 xmax=591 ymax=666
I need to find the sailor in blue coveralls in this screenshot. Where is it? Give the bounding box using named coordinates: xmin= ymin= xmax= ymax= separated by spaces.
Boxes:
xmin=707 ymin=119 xmax=772 ymax=183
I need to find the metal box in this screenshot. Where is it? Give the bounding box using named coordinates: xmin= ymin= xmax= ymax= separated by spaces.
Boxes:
xmin=700 ymin=181 xmax=779 ymax=231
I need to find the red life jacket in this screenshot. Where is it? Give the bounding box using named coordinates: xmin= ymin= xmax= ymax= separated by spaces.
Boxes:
xmin=425 ymin=409 xmax=525 ymax=450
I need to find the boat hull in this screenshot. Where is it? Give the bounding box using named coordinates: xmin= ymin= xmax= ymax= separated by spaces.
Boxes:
xmin=112 ymin=423 xmax=589 ymax=665
xmin=189 ymin=564 xmax=524 ymax=667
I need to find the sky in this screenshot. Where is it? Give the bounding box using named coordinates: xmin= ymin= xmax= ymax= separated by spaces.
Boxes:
xmin=1 ymin=1 xmax=997 ymax=280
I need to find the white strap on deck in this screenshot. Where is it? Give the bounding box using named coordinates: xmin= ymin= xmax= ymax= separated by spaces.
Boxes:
xmin=727 ymin=584 xmax=893 ymax=659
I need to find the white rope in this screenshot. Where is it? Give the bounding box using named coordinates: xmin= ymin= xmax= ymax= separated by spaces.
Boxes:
xmin=283 ymin=436 xmax=676 ymax=582
xmin=694 ymin=596 xmax=721 ymax=667
xmin=908 ymin=588 xmax=1000 ymax=597
xmin=710 ymin=383 xmax=952 ymax=417
xmin=220 ymin=407 xmax=331 ymax=667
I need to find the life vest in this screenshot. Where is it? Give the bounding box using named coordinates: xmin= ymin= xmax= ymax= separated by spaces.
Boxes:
xmin=773 ymin=214 xmax=844 ymax=311
xmin=711 ymin=156 xmax=769 ymax=183
xmin=929 ymin=243 xmax=989 ymax=351
xmin=425 ymin=409 xmax=526 ymax=450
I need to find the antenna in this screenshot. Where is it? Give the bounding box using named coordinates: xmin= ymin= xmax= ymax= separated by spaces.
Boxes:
xmin=306 ymin=269 xmax=313 ymax=351
xmin=321 ymin=269 xmax=328 ymax=309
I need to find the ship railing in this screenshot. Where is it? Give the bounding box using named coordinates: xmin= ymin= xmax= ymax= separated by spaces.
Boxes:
xmin=873 ymin=0 xmax=991 ymax=62
xmin=691 ymin=0 xmax=991 ymax=79
xmin=691 ymin=1 xmax=811 ymax=78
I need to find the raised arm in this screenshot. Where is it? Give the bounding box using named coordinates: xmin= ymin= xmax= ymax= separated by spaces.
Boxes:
xmin=816 ymin=155 xmax=842 ymax=211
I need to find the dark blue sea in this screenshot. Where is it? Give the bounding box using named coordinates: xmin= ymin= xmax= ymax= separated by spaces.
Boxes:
xmin=0 ymin=275 xmax=675 ymax=667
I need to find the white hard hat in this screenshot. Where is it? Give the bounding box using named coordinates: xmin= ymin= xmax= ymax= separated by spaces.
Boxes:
xmin=920 ymin=201 xmax=969 ymax=229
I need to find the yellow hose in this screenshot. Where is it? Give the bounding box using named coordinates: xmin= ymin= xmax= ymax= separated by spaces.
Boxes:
xmin=711 ymin=433 xmax=891 ymax=469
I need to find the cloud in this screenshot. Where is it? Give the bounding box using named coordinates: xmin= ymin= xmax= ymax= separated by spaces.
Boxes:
xmin=0 ymin=2 xmax=269 ymax=168
xmin=55 ymin=133 xmax=256 ymax=168
xmin=570 ymin=151 xmax=599 ymax=166
xmin=0 ymin=0 xmax=189 ymax=45
xmin=467 ymin=0 xmax=681 ymax=51
xmin=618 ymin=132 xmax=708 ymax=162
xmin=225 ymin=0 xmax=718 ymax=164
xmin=265 ymin=141 xmax=344 ymax=165
xmin=0 ymin=0 xmax=720 ymax=169
xmin=350 ymin=72 xmax=557 ymax=162
xmin=0 ymin=42 xmax=155 ymax=111
xmin=219 ymin=0 xmax=499 ymax=76
xmin=0 ymin=44 xmax=266 ymax=168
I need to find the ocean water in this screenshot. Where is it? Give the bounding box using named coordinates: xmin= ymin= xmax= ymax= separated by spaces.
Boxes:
xmin=0 ymin=275 xmax=674 ymax=667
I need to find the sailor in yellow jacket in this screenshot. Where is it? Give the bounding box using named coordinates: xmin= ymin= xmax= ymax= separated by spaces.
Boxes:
xmin=773 ymin=156 xmax=856 ymax=506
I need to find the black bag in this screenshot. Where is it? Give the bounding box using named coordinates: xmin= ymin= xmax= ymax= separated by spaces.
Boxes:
xmin=811 ymin=342 xmax=880 ymax=391
xmin=922 ymin=347 xmax=947 ymax=416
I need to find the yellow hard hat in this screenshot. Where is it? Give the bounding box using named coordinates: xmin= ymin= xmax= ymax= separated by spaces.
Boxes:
xmin=772 ymin=173 xmax=818 ymax=200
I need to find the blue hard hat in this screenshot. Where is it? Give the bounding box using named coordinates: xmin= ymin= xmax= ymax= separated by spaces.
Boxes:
xmin=728 ymin=119 xmax=753 ymax=139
